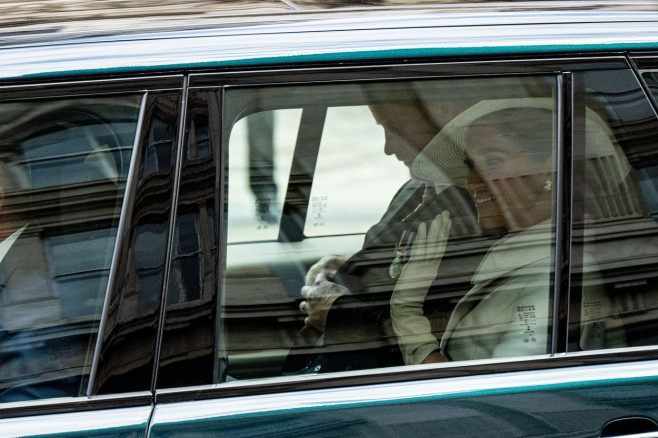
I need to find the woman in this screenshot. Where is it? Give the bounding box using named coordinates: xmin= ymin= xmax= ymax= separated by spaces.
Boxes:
xmin=391 ymin=98 xmax=627 ymax=365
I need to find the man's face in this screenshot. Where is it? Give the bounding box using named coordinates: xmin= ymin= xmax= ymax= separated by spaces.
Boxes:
xmin=370 ymin=104 xmax=440 ymax=169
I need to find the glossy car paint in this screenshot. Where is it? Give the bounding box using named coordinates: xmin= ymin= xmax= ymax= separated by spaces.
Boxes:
xmin=0 ymin=403 xmax=151 ymax=437
xmin=149 ymin=359 xmax=658 ymax=437
xmin=1 ymin=9 xmax=658 ymax=80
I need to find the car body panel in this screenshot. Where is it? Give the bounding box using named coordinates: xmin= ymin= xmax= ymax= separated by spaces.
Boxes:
xmin=149 ymin=359 xmax=658 ymax=437
xmin=1 ymin=8 xmax=658 ymax=80
xmin=0 ymin=403 xmax=151 ymax=437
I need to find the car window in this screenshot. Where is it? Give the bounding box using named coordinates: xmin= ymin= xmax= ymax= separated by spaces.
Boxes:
xmin=568 ymin=69 xmax=658 ymax=350
xmin=156 ymin=90 xmax=220 ymax=389
xmin=0 ymin=95 xmax=141 ymax=402
xmin=219 ymin=76 xmax=562 ymax=380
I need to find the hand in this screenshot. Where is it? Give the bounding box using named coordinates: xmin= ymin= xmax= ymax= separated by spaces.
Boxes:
xmin=390 ymin=211 xmax=451 ymax=365
xmin=305 ymin=255 xmax=348 ymax=286
xmin=398 ymin=210 xmax=452 ymax=289
xmin=299 ymin=272 xmax=350 ymax=332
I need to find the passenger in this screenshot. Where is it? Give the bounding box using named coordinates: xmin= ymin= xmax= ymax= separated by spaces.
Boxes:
xmin=286 ymin=101 xmax=482 ymax=373
xmin=391 ymin=98 xmax=627 ymax=365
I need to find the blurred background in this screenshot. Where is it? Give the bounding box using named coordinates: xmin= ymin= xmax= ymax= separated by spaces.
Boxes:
xmin=1 ymin=0 xmax=537 ymax=32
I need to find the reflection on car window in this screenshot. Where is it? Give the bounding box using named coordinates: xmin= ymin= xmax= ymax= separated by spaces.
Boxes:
xmin=569 ymin=70 xmax=658 ymax=350
xmin=218 ymin=72 xmax=658 ymax=382
xmin=226 ymin=109 xmax=300 ymax=243
xmin=157 ymin=90 xmax=219 ymax=389
xmin=91 ymin=93 xmax=179 ymax=395
xmin=221 ymin=77 xmax=571 ymax=381
xmin=304 ymin=106 xmax=409 ymax=237
xmin=0 ymin=95 xmax=141 ymax=402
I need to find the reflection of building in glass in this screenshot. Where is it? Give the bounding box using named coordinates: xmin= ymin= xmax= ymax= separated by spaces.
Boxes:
xmin=0 ymin=96 xmax=140 ymax=400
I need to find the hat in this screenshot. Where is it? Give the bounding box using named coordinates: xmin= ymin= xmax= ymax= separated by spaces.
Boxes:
xmin=410 ymin=97 xmax=630 ymax=188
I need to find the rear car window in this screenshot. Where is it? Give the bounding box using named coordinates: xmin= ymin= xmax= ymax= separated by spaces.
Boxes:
xmin=569 ymin=69 xmax=658 ymax=350
xmin=214 ymin=68 xmax=658 ymax=382
xmin=0 ymin=95 xmax=141 ymax=402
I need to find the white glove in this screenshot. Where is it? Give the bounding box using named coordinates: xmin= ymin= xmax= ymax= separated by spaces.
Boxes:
xmin=299 ymin=255 xmax=349 ymax=332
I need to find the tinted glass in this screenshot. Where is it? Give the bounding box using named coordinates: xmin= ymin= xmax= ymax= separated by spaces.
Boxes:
xmin=157 ymin=90 xmax=220 ymax=389
xmin=92 ymin=92 xmax=180 ymax=395
xmin=221 ymin=76 xmax=559 ymax=381
xmin=0 ymin=95 xmax=141 ymax=402
xmin=568 ymin=69 xmax=658 ymax=350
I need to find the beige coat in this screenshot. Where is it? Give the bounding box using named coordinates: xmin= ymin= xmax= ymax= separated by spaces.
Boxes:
xmin=392 ymin=222 xmax=626 ymax=365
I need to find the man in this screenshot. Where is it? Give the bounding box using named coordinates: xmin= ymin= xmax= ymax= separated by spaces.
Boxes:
xmin=284 ymin=102 xmax=482 ymax=373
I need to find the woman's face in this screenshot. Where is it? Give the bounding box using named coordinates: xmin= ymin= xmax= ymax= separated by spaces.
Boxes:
xmin=465 ymin=123 xmax=553 ymax=232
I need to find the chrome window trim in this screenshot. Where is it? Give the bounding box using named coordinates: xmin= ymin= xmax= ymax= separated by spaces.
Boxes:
xmin=610 ymin=434 xmax=658 ymax=438
xmin=151 ymin=359 xmax=658 ymax=425
xmin=632 ymin=63 xmax=658 ymax=113
xmin=630 ymin=53 xmax=658 ymax=70
xmin=152 ymin=347 xmax=658 ymax=404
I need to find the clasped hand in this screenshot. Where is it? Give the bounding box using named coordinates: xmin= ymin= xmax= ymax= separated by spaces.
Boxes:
xmin=299 ymin=255 xmax=349 ymax=332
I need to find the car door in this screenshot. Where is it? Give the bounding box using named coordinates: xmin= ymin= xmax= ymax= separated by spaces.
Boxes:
xmin=147 ymin=57 xmax=658 ymax=437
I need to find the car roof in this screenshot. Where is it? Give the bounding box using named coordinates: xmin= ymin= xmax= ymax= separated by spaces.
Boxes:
xmin=1 ymin=1 xmax=658 ymax=82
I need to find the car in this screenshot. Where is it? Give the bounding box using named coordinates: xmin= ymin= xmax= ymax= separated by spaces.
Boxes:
xmin=1 ymin=1 xmax=658 ymax=437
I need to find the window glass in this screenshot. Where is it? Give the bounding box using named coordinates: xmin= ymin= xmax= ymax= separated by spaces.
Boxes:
xmin=157 ymin=90 xmax=219 ymax=389
xmin=221 ymin=77 xmax=558 ymax=381
xmin=92 ymin=92 xmax=179 ymax=395
xmin=303 ymin=105 xmax=409 ymax=237
xmin=570 ymin=70 xmax=658 ymax=350
xmin=227 ymin=108 xmax=300 ymax=243
xmin=0 ymin=95 xmax=141 ymax=402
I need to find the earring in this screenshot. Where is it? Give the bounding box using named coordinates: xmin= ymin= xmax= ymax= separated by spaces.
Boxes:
xmin=544 ymin=179 xmax=553 ymax=192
